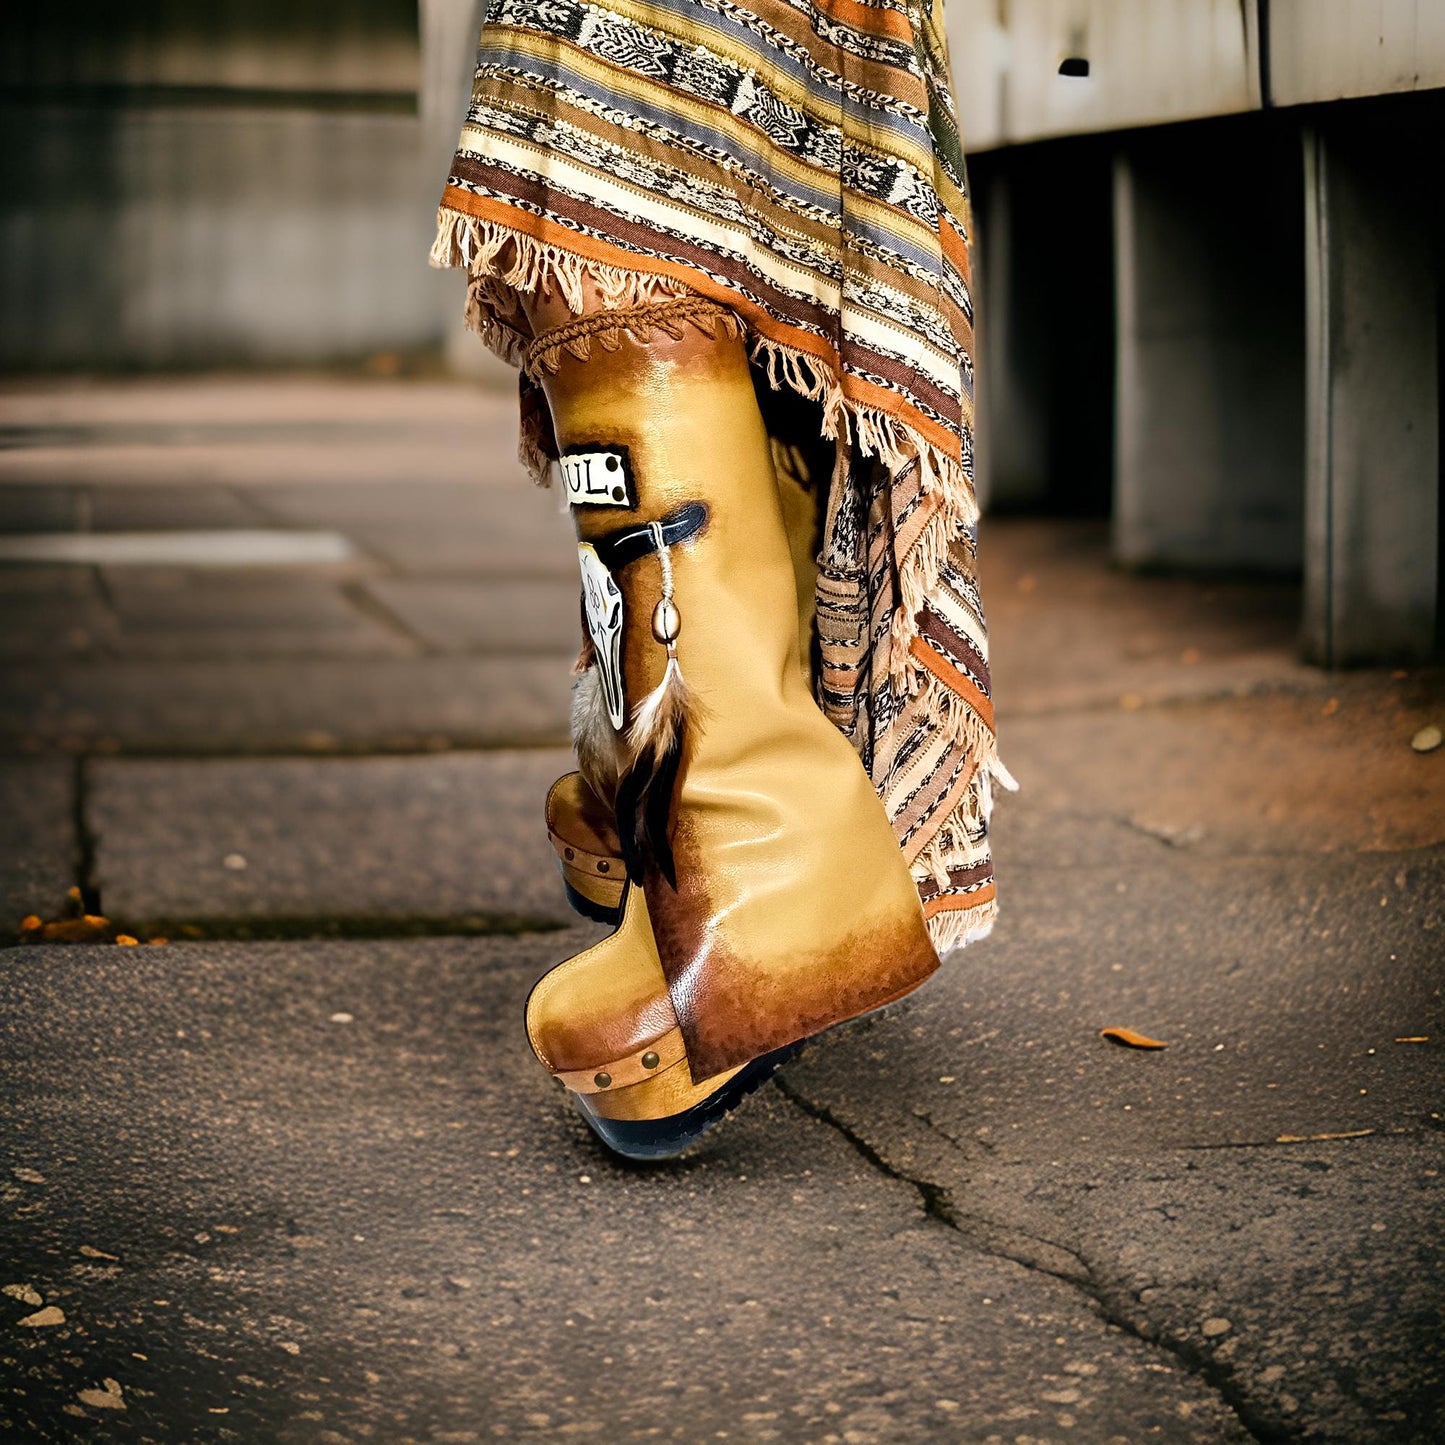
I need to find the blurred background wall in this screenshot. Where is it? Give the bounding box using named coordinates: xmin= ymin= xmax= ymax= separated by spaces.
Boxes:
xmin=1 ymin=0 xmax=450 ymax=368
xmin=1 ymin=0 xmax=1442 ymax=665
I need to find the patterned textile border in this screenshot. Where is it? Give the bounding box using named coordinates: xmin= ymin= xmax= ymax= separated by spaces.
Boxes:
xmin=431 ymin=0 xmax=1013 ymax=952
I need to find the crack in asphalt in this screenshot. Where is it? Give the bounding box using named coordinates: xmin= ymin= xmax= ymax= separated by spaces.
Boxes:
xmin=774 ymin=1075 xmax=1290 ymax=1445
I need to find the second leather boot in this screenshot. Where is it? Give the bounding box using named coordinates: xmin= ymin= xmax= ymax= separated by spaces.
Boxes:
xmin=524 ymin=296 xmax=939 ymax=1155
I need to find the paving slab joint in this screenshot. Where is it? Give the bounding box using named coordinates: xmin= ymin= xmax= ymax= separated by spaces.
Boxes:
xmin=339 ymin=578 xmax=436 ymax=655
xmin=774 ymin=1076 xmax=1288 ymax=1445
xmin=71 ymin=754 xmax=102 ymax=914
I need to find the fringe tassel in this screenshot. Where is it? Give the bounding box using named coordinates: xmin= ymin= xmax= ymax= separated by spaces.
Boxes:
xmin=432 ymin=206 xmax=686 ymax=328
xmin=517 ymin=407 xmax=554 ymax=488
xmin=926 ymin=901 xmax=998 ymax=956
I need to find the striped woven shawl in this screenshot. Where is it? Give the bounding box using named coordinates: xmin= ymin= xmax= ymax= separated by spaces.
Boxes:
xmin=432 ymin=0 xmax=1010 ymax=952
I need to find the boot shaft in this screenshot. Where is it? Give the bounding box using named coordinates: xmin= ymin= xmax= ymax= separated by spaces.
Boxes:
xmin=531 ymin=299 xmax=938 ymax=1081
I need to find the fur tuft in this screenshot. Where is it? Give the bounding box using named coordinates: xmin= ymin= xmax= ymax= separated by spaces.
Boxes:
xmin=570 ymin=666 xmax=625 ymax=803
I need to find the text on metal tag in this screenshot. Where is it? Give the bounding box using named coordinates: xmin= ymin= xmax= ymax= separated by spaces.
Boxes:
xmin=559 ymin=447 xmax=636 ymax=508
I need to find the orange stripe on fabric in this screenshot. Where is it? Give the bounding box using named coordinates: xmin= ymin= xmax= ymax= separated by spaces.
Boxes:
xmin=908 ymin=634 xmax=995 ymax=730
xmin=813 ymin=0 xmax=914 ymax=43
xmin=441 ymin=186 xmax=964 ymax=462
xmin=923 ymin=881 xmax=996 ymax=917
xmin=940 ymin=215 xmax=971 ymax=278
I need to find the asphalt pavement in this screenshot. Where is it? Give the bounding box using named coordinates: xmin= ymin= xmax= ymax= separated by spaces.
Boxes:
xmin=1 ymin=375 xmax=1441 ymax=1443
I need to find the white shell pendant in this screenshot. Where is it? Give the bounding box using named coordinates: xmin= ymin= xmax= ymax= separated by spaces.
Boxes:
xmin=651 ymin=597 xmax=680 ymax=644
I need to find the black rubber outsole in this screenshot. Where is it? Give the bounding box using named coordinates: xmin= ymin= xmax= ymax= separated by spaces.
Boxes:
xmin=574 ymin=1040 xmax=806 ymax=1161
xmin=562 ymin=879 xmax=624 ymax=927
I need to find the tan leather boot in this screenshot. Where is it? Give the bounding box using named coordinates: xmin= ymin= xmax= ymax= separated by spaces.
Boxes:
xmin=544 ymin=431 xmax=820 ymax=927
xmin=524 ymin=297 xmax=939 ymax=1157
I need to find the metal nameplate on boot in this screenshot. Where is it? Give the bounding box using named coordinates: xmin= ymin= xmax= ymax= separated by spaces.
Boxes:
xmin=577 ymin=542 xmax=627 ymax=728
xmin=560 ymin=446 xmax=636 ymax=509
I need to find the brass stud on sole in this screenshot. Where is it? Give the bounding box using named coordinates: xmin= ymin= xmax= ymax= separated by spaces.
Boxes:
xmin=641 ymin=1051 xmax=660 ymax=1070
xmin=593 ymin=1071 xmax=612 ymax=1089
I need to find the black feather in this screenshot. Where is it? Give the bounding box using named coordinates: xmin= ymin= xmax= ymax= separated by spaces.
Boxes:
xmin=613 ymin=758 xmax=650 ymax=885
xmin=612 ymin=727 xmax=686 ymax=889
xmin=642 ymin=731 xmax=683 ymax=889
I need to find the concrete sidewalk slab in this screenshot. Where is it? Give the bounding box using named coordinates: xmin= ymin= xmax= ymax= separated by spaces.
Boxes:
xmin=101 ymin=570 xmax=413 ymax=660
xmin=0 ymin=484 xmax=82 ymax=533
xmin=982 ymin=520 xmax=1322 ymax=714
xmin=0 ymin=655 xmax=574 ymax=753
xmin=0 ymin=565 xmax=115 ymax=660
xmin=90 ymin=751 xmax=583 ymax=928
xmin=0 ymin=935 xmax=1251 ymax=1443
xmin=87 ymin=485 xmax=272 ymax=533
xmin=0 ymin=759 xmax=75 ymax=925
xmin=0 ymin=377 xmax=529 ymax=491
xmin=361 ymin=576 xmax=583 ymax=654
xmin=252 ymin=481 xmax=573 ymax=575
xmin=995 ymin=683 xmax=1445 ymax=864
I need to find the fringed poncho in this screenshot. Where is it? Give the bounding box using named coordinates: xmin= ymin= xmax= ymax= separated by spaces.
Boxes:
xmin=431 ymin=0 xmax=1011 ymax=952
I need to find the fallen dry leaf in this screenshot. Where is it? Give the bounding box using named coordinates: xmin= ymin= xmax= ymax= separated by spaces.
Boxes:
xmin=1100 ymin=1027 xmax=1168 ymax=1050
xmin=77 ymin=1379 xmax=125 ymax=1411
xmin=115 ymin=935 xmax=139 ymax=947
xmin=78 ymin=1246 xmax=119 ymax=1261
xmin=148 ymin=937 xmax=169 ymax=946
xmin=2 ymin=1284 xmax=43 ymax=1306
xmin=19 ymin=915 xmax=41 ymax=933
xmin=18 ymin=1306 xmax=66 ymax=1327
xmin=1275 ymin=1129 xmax=1375 ymax=1143
xmin=40 ymin=916 xmax=112 ymax=943
xmin=1411 ymin=724 xmax=1442 ymax=753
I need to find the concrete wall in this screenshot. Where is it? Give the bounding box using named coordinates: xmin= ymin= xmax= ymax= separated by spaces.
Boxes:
xmin=948 ymin=1 xmax=1444 ymax=658
xmin=0 ymin=106 xmax=445 ymax=369
xmin=1113 ymin=121 xmax=1305 ymax=574
xmin=945 ymin=0 xmax=1445 ymax=152
xmin=1269 ymin=0 xmax=1445 ymax=106
xmin=0 ymin=0 xmax=458 ymax=370
xmin=1302 ymin=109 xmax=1443 ymax=665
xmin=947 ymin=0 xmax=1258 ymax=151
